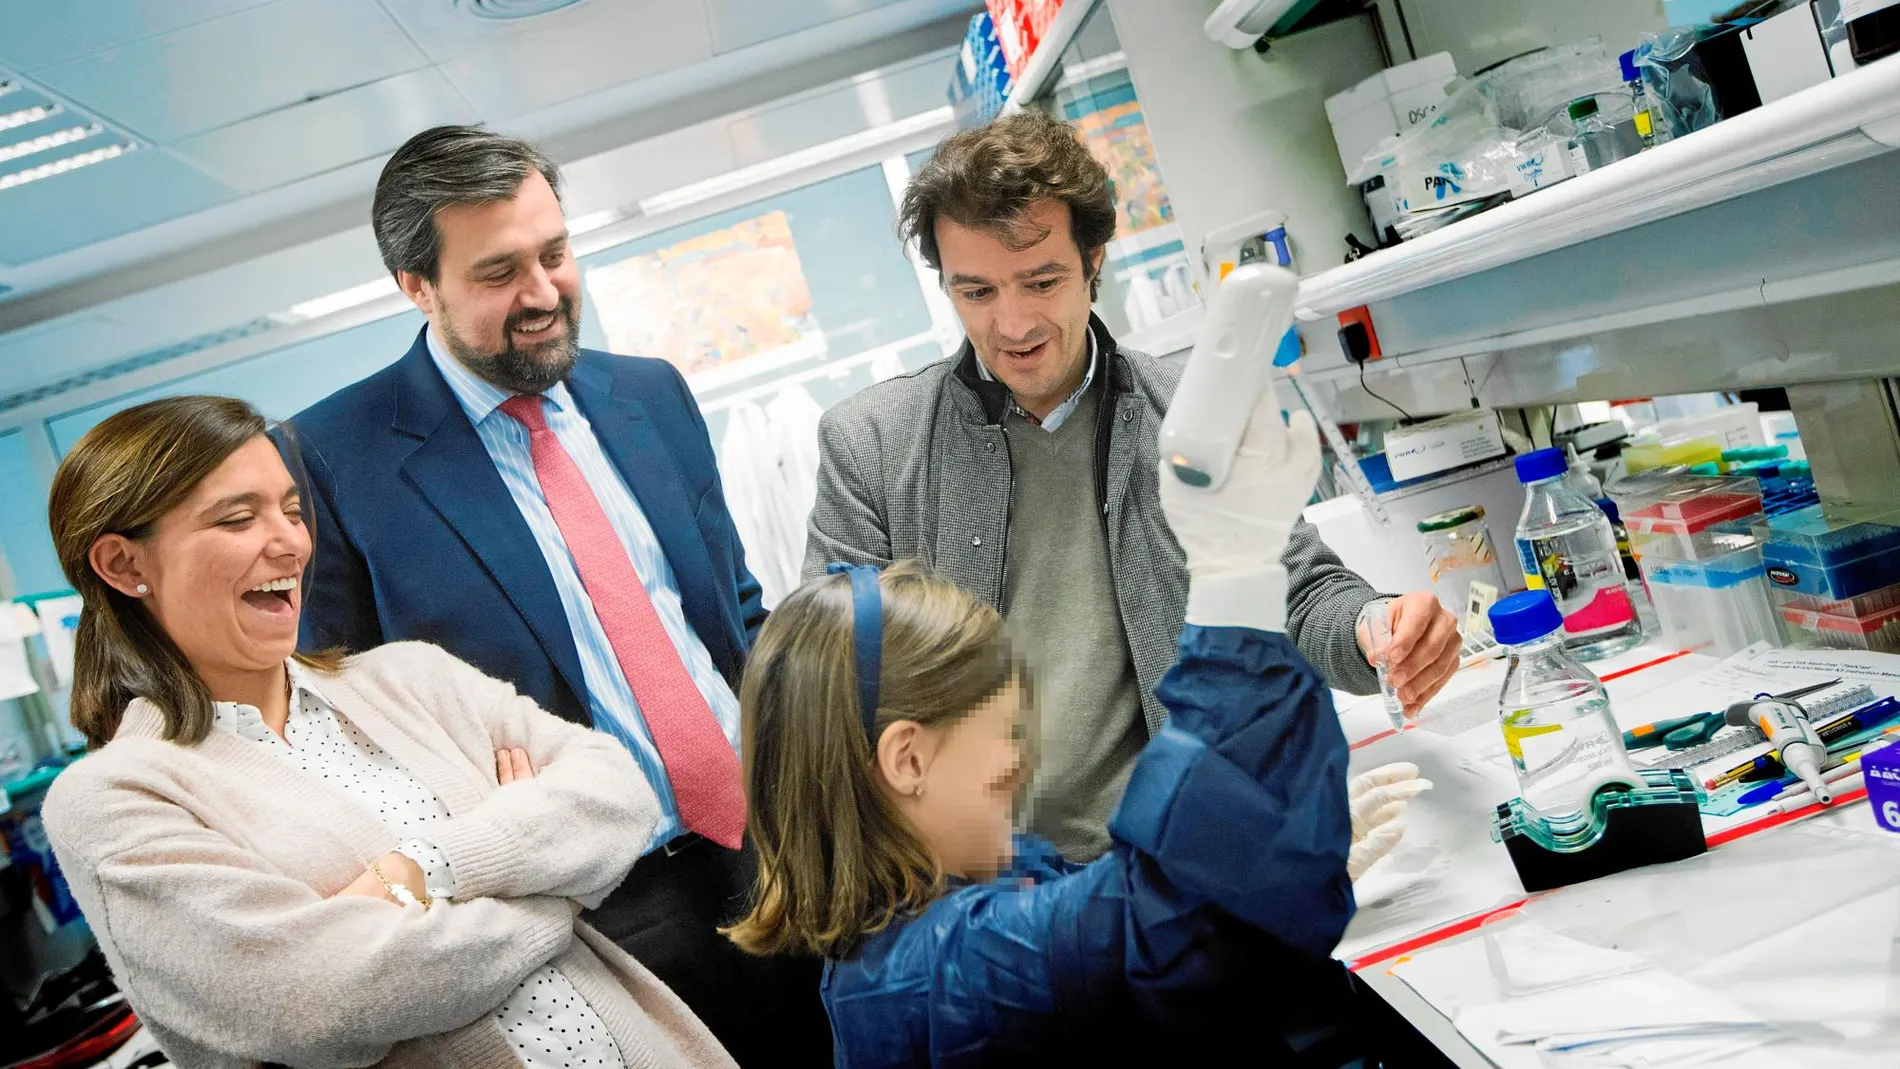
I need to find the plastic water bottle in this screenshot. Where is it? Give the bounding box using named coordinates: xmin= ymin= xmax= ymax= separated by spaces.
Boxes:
xmin=1514 ymin=448 xmax=1644 ymax=661
xmin=1489 ymin=591 xmax=1640 ymax=836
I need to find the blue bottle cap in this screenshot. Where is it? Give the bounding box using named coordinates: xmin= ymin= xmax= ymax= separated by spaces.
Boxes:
xmin=1619 ymin=49 xmax=1641 ymax=83
xmin=1596 ymin=498 xmax=1622 ymax=524
xmin=1489 ymin=590 xmax=1565 ymax=646
xmin=1515 ymin=448 xmax=1568 ymax=484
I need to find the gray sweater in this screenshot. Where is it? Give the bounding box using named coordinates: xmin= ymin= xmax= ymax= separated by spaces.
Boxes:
xmin=801 ymin=317 xmax=1383 ymax=743
xmin=44 ymin=642 xmax=735 ymax=1069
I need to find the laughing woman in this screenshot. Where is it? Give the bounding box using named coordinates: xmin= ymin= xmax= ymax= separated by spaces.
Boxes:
xmin=40 ymin=395 xmax=733 ymax=1069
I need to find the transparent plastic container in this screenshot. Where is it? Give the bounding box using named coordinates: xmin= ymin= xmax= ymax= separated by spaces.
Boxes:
xmin=1615 ymin=473 xmax=1763 ymax=562
xmin=1490 ymin=591 xmax=1641 ymax=837
xmin=1770 ymin=579 xmax=1900 ymax=619
xmin=1780 ymin=602 xmax=1900 ymax=653
xmin=1622 ymin=437 xmax=1724 ymax=476
xmin=1643 ymin=546 xmax=1784 ymax=656
xmin=1514 ymin=449 xmax=1645 ymax=661
xmin=1418 ymin=505 xmax=1509 ymax=636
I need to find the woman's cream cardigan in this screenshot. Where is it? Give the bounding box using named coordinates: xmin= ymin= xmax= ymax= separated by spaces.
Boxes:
xmin=44 ymin=641 xmax=737 ymax=1069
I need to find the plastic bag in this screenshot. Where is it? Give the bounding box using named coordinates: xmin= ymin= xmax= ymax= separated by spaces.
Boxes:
xmin=1638 ymin=28 xmax=1720 ymax=138
xmin=1475 ymin=39 xmax=1621 ymax=133
xmin=1637 ymin=20 xmax=1769 ymax=139
xmin=1348 ymin=77 xmax=1519 ymax=239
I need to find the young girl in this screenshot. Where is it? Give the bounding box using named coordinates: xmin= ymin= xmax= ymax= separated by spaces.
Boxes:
xmin=727 ymin=400 xmax=1367 ymax=1066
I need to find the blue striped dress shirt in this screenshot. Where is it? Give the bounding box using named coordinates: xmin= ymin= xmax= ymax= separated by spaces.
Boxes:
xmin=427 ymin=330 xmax=741 ymax=853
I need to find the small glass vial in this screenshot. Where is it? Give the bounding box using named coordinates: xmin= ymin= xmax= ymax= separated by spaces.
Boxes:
xmin=1359 ymin=599 xmax=1410 ymax=732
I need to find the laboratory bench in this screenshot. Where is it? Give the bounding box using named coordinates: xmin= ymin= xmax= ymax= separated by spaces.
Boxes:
xmin=1333 ymin=640 xmax=1900 ymax=1067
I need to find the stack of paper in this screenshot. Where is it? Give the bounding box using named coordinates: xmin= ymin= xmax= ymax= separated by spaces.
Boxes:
xmin=1393 ymin=923 xmax=1781 ymax=1068
xmin=1455 ymin=969 xmax=1778 ymax=1067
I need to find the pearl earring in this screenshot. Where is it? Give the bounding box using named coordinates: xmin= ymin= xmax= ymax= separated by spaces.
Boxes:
xmin=135 ymin=584 xmax=149 ymax=595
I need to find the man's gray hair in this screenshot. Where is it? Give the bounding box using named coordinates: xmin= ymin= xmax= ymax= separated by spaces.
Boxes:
xmin=372 ymin=125 xmax=564 ymax=282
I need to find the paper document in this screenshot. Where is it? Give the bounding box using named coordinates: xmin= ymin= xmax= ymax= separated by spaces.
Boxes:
xmin=1455 ymin=966 xmax=1776 ymax=1068
xmin=1416 ymin=656 xmax=1509 ymax=738
xmin=32 ymin=595 xmax=82 ymax=691
xmin=0 ymin=610 xmax=38 ymax=702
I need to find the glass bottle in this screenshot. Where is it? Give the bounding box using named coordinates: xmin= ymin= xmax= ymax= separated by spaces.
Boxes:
xmin=1514 ymin=448 xmax=1645 ymax=660
xmin=1490 ymin=590 xmax=1640 ymax=837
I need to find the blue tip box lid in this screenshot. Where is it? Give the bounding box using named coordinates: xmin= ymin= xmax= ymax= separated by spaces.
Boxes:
xmin=1756 ymin=503 xmax=1900 ymax=600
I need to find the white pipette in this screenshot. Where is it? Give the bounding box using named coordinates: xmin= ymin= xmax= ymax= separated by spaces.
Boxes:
xmin=1157 ymin=262 xmax=1300 ymax=491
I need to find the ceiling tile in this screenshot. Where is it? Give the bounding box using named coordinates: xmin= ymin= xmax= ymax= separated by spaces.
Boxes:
xmin=172 ymin=69 xmax=476 ymax=194
xmin=437 ymin=0 xmax=713 ymax=120
xmin=704 ymin=0 xmax=908 ymax=54
xmin=30 ymin=0 xmax=427 ymax=143
xmin=0 ymin=147 xmax=236 ymax=265
xmin=725 ymin=51 xmax=952 ymax=166
xmin=0 ymin=0 xmax=280 ymax=72
xmin=0 ymin=313 xmax=151 ymax=396
xmin=376 ymin=0 xmax=684 ymax=64
xmin=560 ymin=122 xmax=737 ymax=213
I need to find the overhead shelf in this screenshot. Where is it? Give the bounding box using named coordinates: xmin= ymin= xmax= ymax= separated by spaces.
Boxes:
xmin=1294 ymin=56 xmax=1900 ymax=322
xmin=1001 ymin=0 xmax=1099 ymax=114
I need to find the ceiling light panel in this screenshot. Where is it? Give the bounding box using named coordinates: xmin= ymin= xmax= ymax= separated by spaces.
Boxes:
xmin=0 ymin=68 xmax=143 ymax=194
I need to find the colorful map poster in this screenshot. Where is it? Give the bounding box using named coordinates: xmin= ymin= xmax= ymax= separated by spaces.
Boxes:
xmin=585 ymin=211 xmax=822 ymax=380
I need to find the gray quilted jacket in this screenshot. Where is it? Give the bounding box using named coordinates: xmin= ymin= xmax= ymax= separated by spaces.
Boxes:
xmin=800 ymin=317 xmax=1382 ymax=735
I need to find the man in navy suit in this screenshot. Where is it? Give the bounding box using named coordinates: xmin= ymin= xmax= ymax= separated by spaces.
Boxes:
xmin=292 ymin=126 xmax=826 ymax=1066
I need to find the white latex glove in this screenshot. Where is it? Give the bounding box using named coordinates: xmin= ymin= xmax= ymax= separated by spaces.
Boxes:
xmin=1159 ymin=390 xmax=1322 ymax=633
xmin=1347 ymin=762 xmax=1433 ymax=881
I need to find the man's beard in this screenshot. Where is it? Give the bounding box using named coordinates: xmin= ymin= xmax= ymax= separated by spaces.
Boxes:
xmin=441 ymin=297 xmax=582 ymax=395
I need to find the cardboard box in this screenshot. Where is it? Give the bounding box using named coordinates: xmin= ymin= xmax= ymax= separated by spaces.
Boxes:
xmin=1324 ymin=52 xmax=1456 ymax=179
xmin=1384 ymin=409 xmax=1508 ymax=483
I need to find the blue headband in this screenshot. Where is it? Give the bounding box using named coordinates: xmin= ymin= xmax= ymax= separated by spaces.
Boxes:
xmin=826 ymin=562 xmax=883 ymax=739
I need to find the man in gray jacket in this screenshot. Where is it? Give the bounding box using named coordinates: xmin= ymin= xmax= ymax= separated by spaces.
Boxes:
xmin=802 ymin=112 xmax=1460 ymax=861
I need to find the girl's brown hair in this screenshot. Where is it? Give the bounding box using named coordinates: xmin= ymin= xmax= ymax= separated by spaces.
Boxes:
xmin=46 ymin=395 xmax=342 ymax=749
xmin=725 ymin=561 xmax=1025 ymax=959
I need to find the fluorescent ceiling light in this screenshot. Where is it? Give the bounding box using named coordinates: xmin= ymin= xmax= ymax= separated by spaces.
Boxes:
xmin=565 ymin=208 xmax=621 ymax=236
xmin=635 ymin=106 xmax=954 ymax=218
xmin=283 ymin=277 xmax=401 ymax=321
xmin=0 ymin=103 xmax=60 ymax=133
xmin=0 ymin=141 xmax=130 ymax=191
xmin=0 ymin=123 xmax=98 ymax=164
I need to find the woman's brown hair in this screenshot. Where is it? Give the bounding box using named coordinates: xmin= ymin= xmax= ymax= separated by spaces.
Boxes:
xmin=46 ymin=395 xmax=342 ymax=748
xmin=725 ymin=561 xmax=1026 ymax=960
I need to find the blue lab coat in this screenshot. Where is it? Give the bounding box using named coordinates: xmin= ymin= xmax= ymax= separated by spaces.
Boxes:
xmin=821 ymin=625 xmax=1358 ymax=1068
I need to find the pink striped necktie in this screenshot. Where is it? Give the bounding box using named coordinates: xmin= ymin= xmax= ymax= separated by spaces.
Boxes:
xmin=497 ymin=394 xmax=745 ymax=849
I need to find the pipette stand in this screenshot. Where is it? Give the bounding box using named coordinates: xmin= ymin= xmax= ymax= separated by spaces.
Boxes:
xmin=1491 ymin=768 xmax=1707 ymax=893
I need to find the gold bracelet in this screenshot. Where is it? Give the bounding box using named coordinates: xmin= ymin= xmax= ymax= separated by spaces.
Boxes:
xmin=368 ymin=860 xmax=431 ymax=909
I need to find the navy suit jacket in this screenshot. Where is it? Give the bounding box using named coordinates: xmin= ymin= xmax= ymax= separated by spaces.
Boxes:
xmin=290 ymin=329 xmax=766 ymax=727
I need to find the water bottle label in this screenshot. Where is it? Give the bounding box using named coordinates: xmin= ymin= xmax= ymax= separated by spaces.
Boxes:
xmin=1516 ymin=538 xmax=1545 ymax=590
xmin=1522 ymin=533 xmax=1637 ymax=635
xmin=1562 ymin=585 xmax=1637 ymax=636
